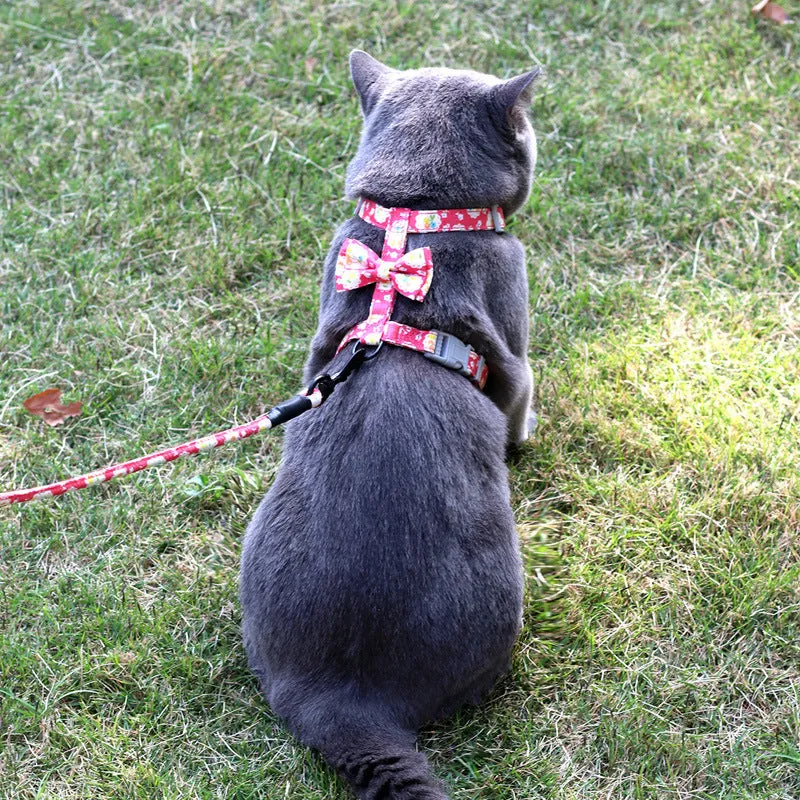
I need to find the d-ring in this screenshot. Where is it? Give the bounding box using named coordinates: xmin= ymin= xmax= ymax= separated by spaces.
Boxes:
xmin=352 ymin=340 xmax=383 ymax=360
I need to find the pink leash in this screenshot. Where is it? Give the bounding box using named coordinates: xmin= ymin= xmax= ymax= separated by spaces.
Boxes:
xmin=0 ymin=411 xmax=283 ymax=507
xmin=0 ymin=344 xmax=373 ymax=507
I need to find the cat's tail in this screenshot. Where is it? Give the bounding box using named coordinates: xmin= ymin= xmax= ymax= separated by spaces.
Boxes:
xmin=283 ymin=692 xmax=450 ymax=800
xmin=330 ymin=732 xmax=449 ymax=800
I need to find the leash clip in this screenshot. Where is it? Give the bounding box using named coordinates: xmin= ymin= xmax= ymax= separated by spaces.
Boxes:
xmin=307 ymin=340 xmax=382 ymax=401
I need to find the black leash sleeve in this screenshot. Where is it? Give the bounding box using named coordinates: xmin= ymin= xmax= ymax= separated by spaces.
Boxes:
xmin=264 ymin=342 xmax=381 ymax=428
xmin=266 ymin=394 xmax=317 ymax=426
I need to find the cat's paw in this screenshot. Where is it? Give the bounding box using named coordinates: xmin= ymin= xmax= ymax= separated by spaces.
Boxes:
xmin=507 ymin=411 xmax=537 ymax=458
xmin=526 ymin=409 xmax=538 ymax=439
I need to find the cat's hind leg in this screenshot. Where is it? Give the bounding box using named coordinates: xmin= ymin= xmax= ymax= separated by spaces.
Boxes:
xmin=433 ymin=653 xmax=513 ymax=721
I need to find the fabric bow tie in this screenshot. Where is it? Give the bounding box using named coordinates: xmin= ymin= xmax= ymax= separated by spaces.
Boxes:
xmin=335 ymin=238 xmax=433 ymax=302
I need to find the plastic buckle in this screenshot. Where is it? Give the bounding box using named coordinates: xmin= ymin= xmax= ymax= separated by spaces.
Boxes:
xmin=424 ymin=331 xmax=475 ymax=380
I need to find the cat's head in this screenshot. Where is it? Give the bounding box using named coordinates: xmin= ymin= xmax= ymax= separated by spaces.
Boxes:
xmin=345 ymin=51 xmax=540 ymax=216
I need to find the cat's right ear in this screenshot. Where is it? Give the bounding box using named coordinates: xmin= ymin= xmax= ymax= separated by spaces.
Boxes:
xmin=349 ymin=50 xmax=392 ymax=116
xmin=490 ymin=68 xmax=542 ymax=133
xmin=494 ymin=68 xmax=542 ymax=111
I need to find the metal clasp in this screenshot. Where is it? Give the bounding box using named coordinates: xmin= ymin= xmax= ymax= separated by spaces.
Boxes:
xmin=491 ymin=206 xmax=505 ymax=233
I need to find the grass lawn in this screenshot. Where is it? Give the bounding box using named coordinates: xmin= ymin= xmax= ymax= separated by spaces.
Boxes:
xmin=1 ymin=1 xmax=799 ymax=798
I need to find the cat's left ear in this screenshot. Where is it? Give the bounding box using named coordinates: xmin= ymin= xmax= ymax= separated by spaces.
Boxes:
xmin=350 ymin=50 xmax=393 ymax=116
xmin=493 ymin=67 xmax=542 ymax=112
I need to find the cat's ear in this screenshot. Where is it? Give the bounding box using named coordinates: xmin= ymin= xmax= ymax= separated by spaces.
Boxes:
xmin=349 ymin=50 xmax=392 ymax=116
xmin=493 ymin=68 xmax=541 ymax=111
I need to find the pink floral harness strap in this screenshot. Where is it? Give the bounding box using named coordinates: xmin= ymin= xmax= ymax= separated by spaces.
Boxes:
xmin=335 ymin=197 xmax=506 ymax=390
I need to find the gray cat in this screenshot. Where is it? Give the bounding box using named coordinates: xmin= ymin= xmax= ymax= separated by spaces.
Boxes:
xmin=240 ymin=51 xmax=540 ymax=800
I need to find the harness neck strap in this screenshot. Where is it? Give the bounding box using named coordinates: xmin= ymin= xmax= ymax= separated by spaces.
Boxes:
xmin=356 ymin=197 xmax=505 ymax=234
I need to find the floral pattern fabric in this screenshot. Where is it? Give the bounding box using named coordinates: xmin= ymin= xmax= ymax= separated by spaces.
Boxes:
xmin=335 ymin=238 xmax=433 ymax=302
xmin=358 ymin=198 xmax=504 ymax=234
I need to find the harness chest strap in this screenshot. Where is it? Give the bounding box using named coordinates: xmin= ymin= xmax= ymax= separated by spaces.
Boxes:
xmin=334 ymin=198 xmax=505 ymax=389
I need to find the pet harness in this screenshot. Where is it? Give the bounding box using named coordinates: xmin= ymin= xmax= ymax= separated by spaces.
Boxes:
xmin=335 ymin=198 xmax=506 ymax=389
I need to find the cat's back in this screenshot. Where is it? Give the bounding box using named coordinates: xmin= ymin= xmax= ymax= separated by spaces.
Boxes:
xmin=240 ymin=348 xmax=518 ymax=650
xmin=259 ymin=344 xmax=512 ymax=553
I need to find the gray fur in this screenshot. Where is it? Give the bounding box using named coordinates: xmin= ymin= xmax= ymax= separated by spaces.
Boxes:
xmin=240 ymin=52 xmax=539 ymax=800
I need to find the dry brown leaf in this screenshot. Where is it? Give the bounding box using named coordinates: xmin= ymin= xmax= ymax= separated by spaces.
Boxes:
xmin=752 ymin=1 xmax=791 ymax=23
xmin=23 ymin=388 xmax=83 ymax=427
